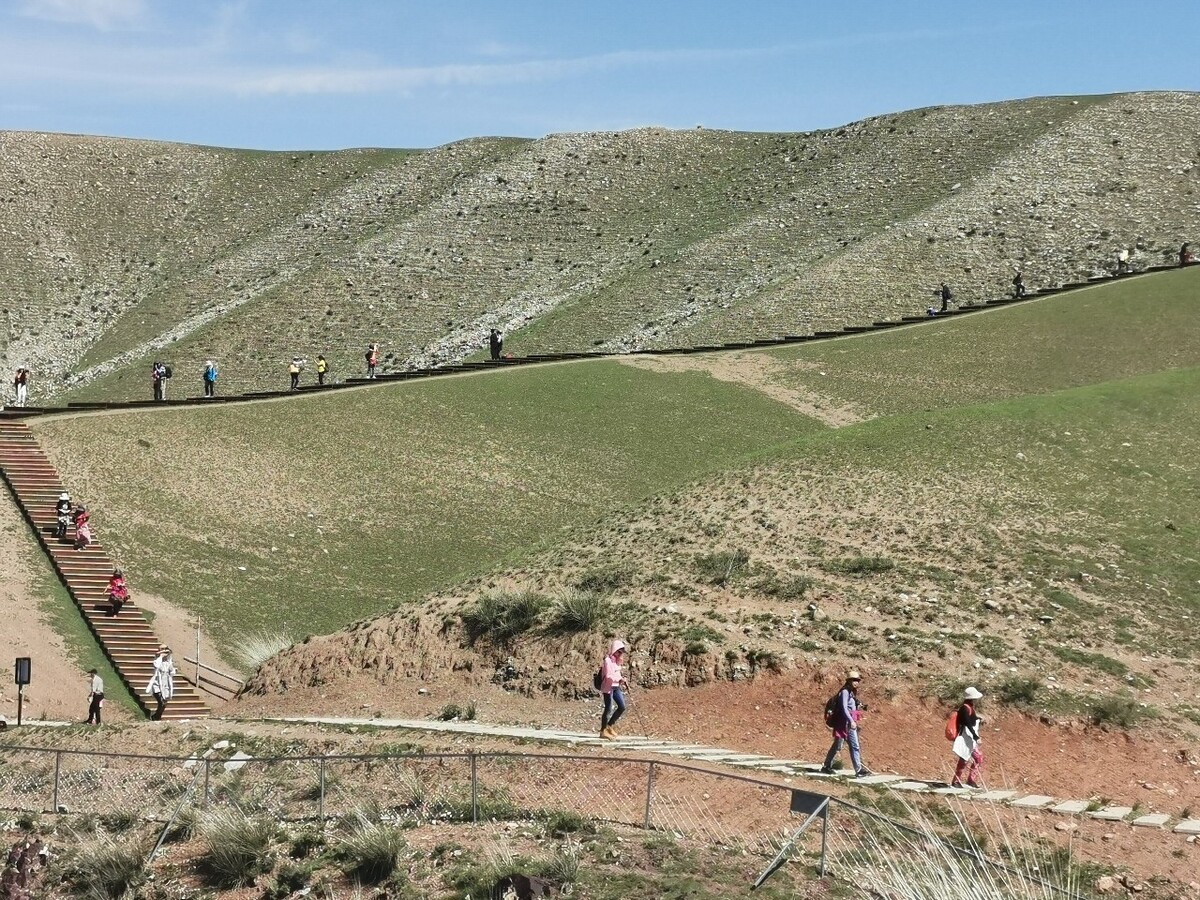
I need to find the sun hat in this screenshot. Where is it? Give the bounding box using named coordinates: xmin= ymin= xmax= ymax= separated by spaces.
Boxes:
xmin=964 ymin=686 xmax=983 ymax=700
xmin=847 ymin=669 xmax=862 ymax=681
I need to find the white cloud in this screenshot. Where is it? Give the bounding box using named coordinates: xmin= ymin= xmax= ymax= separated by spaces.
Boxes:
xmin=18 ymin=0 xmax=147 ymax=30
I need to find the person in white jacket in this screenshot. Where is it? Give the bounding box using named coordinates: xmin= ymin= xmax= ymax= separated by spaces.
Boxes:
xmin=147 ymin=647 xmax=176 ymax=720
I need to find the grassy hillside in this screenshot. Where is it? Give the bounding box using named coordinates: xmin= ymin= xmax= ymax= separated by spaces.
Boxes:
xmin=31 ymin=270 xmax=1200 ymax=717
xmin=34 ymin=361 xmax=816 ymax=649
xmin=3 ymin=91 xmax=1198 ymax=404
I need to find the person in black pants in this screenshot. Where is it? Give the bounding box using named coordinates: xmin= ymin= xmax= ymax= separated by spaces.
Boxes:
xmin=488 ymin=328 xmax=503 ymax=360
xmin=938 ymin=283 xmax=954 ymax=313
xmin=86 ymin=669 xmax=104 ymax=725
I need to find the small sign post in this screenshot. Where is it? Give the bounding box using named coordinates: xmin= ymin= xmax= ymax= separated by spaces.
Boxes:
xmin=14 ymin=657 xmax=32 ymax=726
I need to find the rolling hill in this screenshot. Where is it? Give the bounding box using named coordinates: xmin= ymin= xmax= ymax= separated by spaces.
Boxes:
xmin=2 ymin=91 xmax=1198 ymax=404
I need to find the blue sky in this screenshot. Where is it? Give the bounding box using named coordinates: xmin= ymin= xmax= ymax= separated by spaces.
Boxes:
xmin=1 ymin=0 xmax=1196 ymax=150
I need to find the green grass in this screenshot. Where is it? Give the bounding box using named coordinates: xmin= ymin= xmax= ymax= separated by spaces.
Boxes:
xmin=35 ymin=360 xmax=818 ymax=655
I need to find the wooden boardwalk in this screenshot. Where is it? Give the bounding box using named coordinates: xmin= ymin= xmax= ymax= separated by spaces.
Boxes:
xmin=0 ymin=420 xmax=208 ymax=720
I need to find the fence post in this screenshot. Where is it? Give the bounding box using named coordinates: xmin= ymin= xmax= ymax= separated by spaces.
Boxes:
xmin=819 ymin=803 xmax=830 ymax=877
xmin=202 ymin=759 xmax=211 ymax=808
xmin=470 ymin=754 xmax=478 ymax=824
xmin=643 ymin=761 xmax=656 ymax=830
xmin=318 ymin=758 xmax=326 ymax=820
xmin=51 ymin=751 xmax=62 ymax=813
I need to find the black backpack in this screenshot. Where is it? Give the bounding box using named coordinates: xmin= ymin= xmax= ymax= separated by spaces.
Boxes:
xmin=823 ymin=692 xmax=842 ymax=727
xmin=592 ymin=667 xmax=603 ymax=691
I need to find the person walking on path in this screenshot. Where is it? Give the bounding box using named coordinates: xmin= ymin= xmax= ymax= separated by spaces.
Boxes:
xmin=1116 ymin=248 xmax=1131 ymax=275
xmin=106 ymin=568 xmax=129 ymax=616
xmin=288 ymin=358 xmax=302 ymax=391
xmin=316 ymin=355 xmax=328 ymax=385
xmin=821 ymin=670 xmax=874 ymax=777
xmin=365 ymin=343 xmax=379 ymax=379
xmin=938 ymin=282 xmax=954 ymax=313
xmin=152 ymin=361 xmax=167 ymax=401
xmin=1012 ymin=271 xmax=1026 ymax=298
xmin=146 ymin=647 xmax=176 ymax=720
xmin=599 ymin=639 xmax=629 ymax=739
xmin=949 ymin=686 xmax=985 ymax=788
xmin=12 ymin=367 xmax=29 ymax=407
xmin=488 ymin=328 xmax=503 ymax=361
xmin=86 ymin=669 xmax=104 ymax=725
xmin=202 ymin=360 xmax=218 ymax=398
xmin=1182 ymin=243 xmax=1194 ymax=268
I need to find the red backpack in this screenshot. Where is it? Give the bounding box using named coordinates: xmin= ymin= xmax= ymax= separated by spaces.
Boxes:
xmin=946 ymin=701 xmax=972 ymax=741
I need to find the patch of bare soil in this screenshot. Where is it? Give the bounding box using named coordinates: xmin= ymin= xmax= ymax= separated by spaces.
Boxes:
xmin=619 ymin=350 xmax=868 ymax=426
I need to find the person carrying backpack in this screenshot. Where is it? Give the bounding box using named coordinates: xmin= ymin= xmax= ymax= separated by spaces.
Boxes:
xmin=948 ymin=686 xmax=984 ymax=788
xmin=365 ymin=343 xmax=379 ymax=379
xmin=202 ymin=360 xmax=218 ymax=398
xmin=820 ymin=670 xmax=873 ymax=776
xmin=598 ymin=639 xmax=629 ymax=739
xmin=316 ymin=355 xmax=328 ymax=385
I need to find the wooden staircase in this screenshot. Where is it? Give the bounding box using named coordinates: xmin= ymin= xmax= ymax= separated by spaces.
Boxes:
xmin=0 ymin=421 xmax=208 ymax=720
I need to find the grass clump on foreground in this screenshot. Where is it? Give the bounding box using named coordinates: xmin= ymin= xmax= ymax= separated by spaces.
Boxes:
xmin=34 ymin=360 xmax=814 ymax=653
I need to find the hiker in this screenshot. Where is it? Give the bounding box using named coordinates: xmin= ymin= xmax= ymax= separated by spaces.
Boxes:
xmin=949 ymin=686 xmax=985 ymax=788
xmin=821 ymin=670 xmax=874 ymax=777
xmin=12 ymin=367 xmax=29 ymax=407
xmin=1116 ymin=248 xmax=1131 ymax=274
xmin=365 ymin=343 xmax=379 ymax=379
xmin=926 ymin=306 xmax=938 ymax=318
xmin=202 ymin=360 xmax=218 ymax=398
xmin=288 ymin=357 xmax=302 ymax=391
xmin=146 ymin=647 xmax=176 ymax=720
xmin=72 ymin=505 xmax=92 ymax=551
xmin=86 ymin=669 xmax=104 ymax=725
xmin=54 ymin=491 xmax=72 ymax=540
xmin=316 ymin=354 xmax=328 ymax=385
xmin=1182 ymin=243 xmax=1194 ymax=268
xmin=938 ymin=282 xmax=953 ymax=313
xmin=1012 ymin=271 xmax=1026 ymax=298
xmin=152 ymin=361 xmax=167 ymax=401
xmin=106 ymin=568 xmax=129 ymax=616
xmin=488 ymin=328 xmax=504 ymax=361
xmin=599 ymin=639 xmax=629 ymax=739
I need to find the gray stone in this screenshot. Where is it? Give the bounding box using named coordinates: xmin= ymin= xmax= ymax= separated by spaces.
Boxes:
xmin=1171 ymin=820 xmax=1200 ymax=834
xmin=855 ymin=774 xmax=905 ymax=786
xmin=1131 ymin=813 xmax=1171 ymax=828
xmin=1010 ymin=795 xmax=1056 ymax=809
xmin=223 ymin=750 xmax=252 ymax=772
xmin=1088 ymin=806 xmax=1133 ymax=822
xmin=1050 ymin=800 xmax=1090 ymax=815
xmin=972 ymin=790 xmax=1018 ymax=802
xmin=890 ymin=781 xmax=932 ymax=793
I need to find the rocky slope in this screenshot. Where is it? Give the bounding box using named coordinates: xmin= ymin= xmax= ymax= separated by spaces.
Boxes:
xmin=2 ymin=91 xmax=1198 ymax=401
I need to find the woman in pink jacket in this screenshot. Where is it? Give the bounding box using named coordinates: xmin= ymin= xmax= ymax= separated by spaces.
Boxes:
xmin=599 ymin=639 xmax=629 ymax=739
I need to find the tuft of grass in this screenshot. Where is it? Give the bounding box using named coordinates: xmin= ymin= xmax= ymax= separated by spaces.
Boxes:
xmin=262 ymin=860 xmax=315 ymax=900
xmin=1088 ymin=694 xmax=1152 ymax=729
xmin=694 ymin=549 xmax=751 ymax=586
xmin=543 ymin=842 xmax=581 ymax=886
xmin=233 ymin=630 xmax=293 ymax=670
xmin=548 ymin=590 xmax=611 ymax=633
xmin=63 ymin=832 xmax=148 ymax=900
xmin=1050 ymin=645 xmax=1128 ymax=678
xmin=822 ymin=555 xmax=895 ymax=576
xmin=574 ymin=563 xmax=636 ymax=594
xmin=460 ymin=591 xmax=549 ymax=645
xmin=437 ymin=703 xmax=463 ymax=721
xmin=337 ymin=813 xmax=408 ymax=885
xmin=995 ymin=677 xmax=1042 ymax=707
xmin=539 ymin=809 xmax=596 ymax=837
xmin=98 ymin=810 xmax=140 ymax=833
xmin=753 ymin=570 xmax=815 ymax=600
xmin=197 ymin=807 xmax=276 ymax=887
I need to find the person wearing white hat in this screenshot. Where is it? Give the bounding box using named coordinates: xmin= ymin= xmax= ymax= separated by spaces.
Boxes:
xmin=950 ymin=686 xmax=984 ymax=788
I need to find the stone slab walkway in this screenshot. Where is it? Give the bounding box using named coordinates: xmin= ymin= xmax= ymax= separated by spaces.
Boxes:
xmin=262 ymin=715 xmax=1200 ymax=837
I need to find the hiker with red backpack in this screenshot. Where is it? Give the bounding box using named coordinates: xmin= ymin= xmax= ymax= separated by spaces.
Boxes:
xmin=820 ymin=670 xmax=874 ymax=777
xmin=598 ymin=639 xmax=629 ymax=739
xmin=947 ymin=686 xmax=985 ymax=788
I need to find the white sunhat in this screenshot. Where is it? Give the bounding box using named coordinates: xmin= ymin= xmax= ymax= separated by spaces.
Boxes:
xmin=963 ymin=686 xmax=983 ymax=701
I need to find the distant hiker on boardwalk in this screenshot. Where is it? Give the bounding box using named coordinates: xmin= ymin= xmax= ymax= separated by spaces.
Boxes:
xmin=54 ymin=491 xmax=72 ymax=540
xmin=938 ymin=282 xmax=954 ymax=313
xmin=821 ymin=670 xmax=874 ymax=777
xmin=152 ymin=361 xmax=167 ymax=401
xmin=488 ymin=328 xmax=504 ymax=361
xmin=1012 ymin=271 xmax=1026 ymax=298
xmin=948 ymin=686 xmax=985 ymax=788
xmin=106 ymin=568 xmax=129 ymax=616
xmin=365 ymin=343 xmax=379 ymax=379
xmin=288 ymin=357 xmax=302 ymax=391
xmin=598 ymin=639 xmax=629 ymax=739
xmin=86 ymin=669 xmax=104 ymax=725
xmin=1182 ymin=243 xmax=1194 ymax=268
xmin=12 ymin=367 xmax=29 ymax=407
xmin=202 ymin=360 xmax=218 ymax=398
xmin=316 ymin=354 xmax=328 ymax=385
xmin=147 ymin=647 xmax=176 ymax=720
xmin=1116 ymin=248 xmax=1131 ymax=275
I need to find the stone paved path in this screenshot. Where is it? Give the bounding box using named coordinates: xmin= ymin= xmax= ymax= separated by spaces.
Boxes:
xmin=264 ymin=715 xmax=1200 ymax=837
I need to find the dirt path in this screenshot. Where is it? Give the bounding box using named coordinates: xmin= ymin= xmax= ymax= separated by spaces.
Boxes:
xmin=620 ymin=351 xmax=868 ymax=426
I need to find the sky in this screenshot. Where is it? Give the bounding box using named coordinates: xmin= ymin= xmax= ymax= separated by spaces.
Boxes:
xmin=0 ymin=0 xmax=1196 ymax=151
